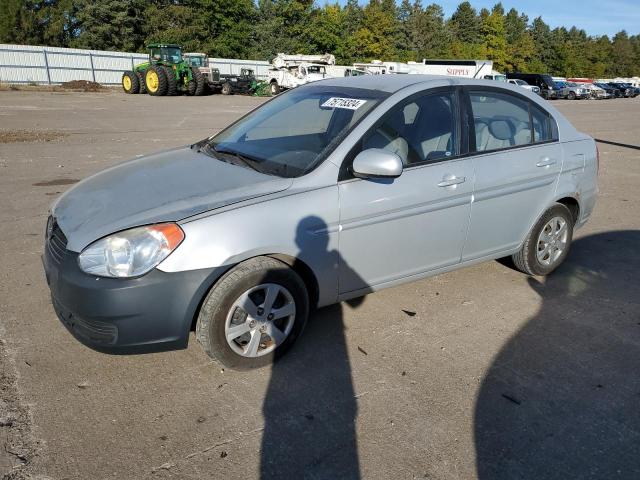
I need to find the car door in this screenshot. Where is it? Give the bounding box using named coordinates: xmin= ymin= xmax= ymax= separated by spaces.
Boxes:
xmin=337 ymin=88 xmax=474 ymax=295
xmin=462 ymin=88 xmax=562 ymax=261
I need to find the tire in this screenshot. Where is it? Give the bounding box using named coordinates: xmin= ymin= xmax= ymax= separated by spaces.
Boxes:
xmin=145 ymin=65 xmax=168 ymax=96
xmin=221 ymin=82 xmax=232 ymax=95
xmin=191 ymin=67 xmax=205 ymax=96
xmin=196 ymin=257 xmax=309 ymax=370
xmin=162 ymin=66 xmax=178 ymax=96
xmin=187 ymin=79 xmax=196 ymax=96
xmin=512 ymin=203 xmax=574 ymax=276
xmin=270 ymin=81 xmax=280 ymax=96
xmin=136 ymin=71 xmax=147 ymax=94
xmin=121 ymin=71 xmax=139 ymax=94
xmin=568 ymin=91 xmax=576 ymax=100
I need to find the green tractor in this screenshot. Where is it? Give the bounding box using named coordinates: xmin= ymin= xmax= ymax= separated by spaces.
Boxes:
xmin=121 ymin=44 xmax=205 ymax=96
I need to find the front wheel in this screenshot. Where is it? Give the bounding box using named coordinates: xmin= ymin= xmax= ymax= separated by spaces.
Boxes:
xmin=568 ymin=91 xmax=576 ymax=100
xmin=196 ymin=257 xmax=309 ymax=370
xmin=270 ymin=81 xmax=280 ymax=96
xmin=221 ymin=82 xmax=232 ymax=95
xmin=121 ymin=71 xmax=139 ymax=94
xmin=512 ymin=204 xmax=574 ymax=276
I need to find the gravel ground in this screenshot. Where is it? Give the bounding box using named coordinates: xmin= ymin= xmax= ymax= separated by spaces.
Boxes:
xmin=0 ymin=90 xmax=638 ymax=480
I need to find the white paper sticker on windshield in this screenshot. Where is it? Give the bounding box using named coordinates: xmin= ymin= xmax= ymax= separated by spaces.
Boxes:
xmin=321 ymin=97 xmax=367 ymax=110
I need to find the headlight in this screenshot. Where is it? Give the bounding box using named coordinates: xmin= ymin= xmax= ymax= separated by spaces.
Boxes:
xmin=78 ymin=223 xmax=184 ymax=278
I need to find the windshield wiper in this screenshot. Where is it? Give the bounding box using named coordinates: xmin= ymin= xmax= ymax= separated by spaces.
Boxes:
xmin=198 ymin=142 xmax=263 ymax=173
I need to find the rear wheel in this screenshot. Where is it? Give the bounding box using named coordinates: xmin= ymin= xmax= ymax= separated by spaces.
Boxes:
xmin=568 ymin=91 xmax=576 ymax=100
xmin=512 ymin=204 xmax=574 ymax=276
xmin=162 ymin=66 xmax=178 ymax=96
xmin=121 ymin=71 xmax=139 ymax=94
xmin=136 ymin=71 xmax=147 ymax=94
xmin=221 ymin=82 xmax=232 ymax=95
xmin=145 ymin=66 xmax=168 ymax=96
xmin=191 ymin=67 xmax=205 ymax=96
xmin=196 ymin=256 xmax=309 ymax=370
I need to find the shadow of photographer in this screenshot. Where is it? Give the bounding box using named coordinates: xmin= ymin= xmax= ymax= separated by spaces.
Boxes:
xmin=475 ymin=230 xmax=640 ymax=479
xmin=260 ymin=215 xmax=365 ymax=479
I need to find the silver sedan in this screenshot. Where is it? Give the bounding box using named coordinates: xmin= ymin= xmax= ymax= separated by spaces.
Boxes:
xmin=43 ymin=75 xmax=598 ymax=369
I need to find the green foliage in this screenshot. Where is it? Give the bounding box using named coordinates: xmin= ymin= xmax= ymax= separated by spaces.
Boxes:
xmin=72 ymin=0 xmax=146 ymax=51
xmin=0 ymin=0 xmax=638 ymax=77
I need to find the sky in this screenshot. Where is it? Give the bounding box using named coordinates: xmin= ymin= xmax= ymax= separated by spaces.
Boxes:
xmin=331 ymin=0 xmax=640 ymax=37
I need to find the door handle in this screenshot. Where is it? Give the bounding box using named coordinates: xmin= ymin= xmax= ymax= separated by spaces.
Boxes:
xmin=536 ymin=158 xmax=557 ymax=167
xmin=437 ymin=175 xmax=466 ymax=187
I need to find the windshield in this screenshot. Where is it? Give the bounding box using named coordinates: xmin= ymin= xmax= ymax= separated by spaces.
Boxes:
xmin=151 ymin=47 xmax=182 ymax=64
xmin=307 ymin=66 xmax=326 ymax=74
xmin=206 ymin=86 xmax=387 ymax=178
xmin=188 ymin=56 xmax=205 ymax=67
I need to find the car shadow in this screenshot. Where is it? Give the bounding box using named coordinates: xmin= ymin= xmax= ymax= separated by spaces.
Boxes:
xmin=474 ymin=230 xmax=640 ymax=479
xmin=260 ymin=216 xmax=364 ymax=479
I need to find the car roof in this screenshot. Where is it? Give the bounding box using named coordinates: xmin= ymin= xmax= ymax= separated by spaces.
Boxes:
xmin=313 ymin=74 xmax=449 ymax=93
xmin=310 ymin=74 xmax=545 ymax=94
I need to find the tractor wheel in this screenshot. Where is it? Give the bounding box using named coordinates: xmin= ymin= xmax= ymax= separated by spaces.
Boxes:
xmin=192 ymin=67 xmax=205 ymax=96
xmin=221 ymin=82 xmax=232 ymax=95
xmin=162 ymin=66 xmax=178 ymax=96
xmin=145 ymin=65 xmax=168 ymax=96
xmin=269 ymin=81 xmax=280 ymax=96
xmin=122 ymin=71 xmax=139 ymax=94
xmin=136 ymin=71 xmax=147 ymax=94
xmin=187 ymin=79 xmax=196 ymax=96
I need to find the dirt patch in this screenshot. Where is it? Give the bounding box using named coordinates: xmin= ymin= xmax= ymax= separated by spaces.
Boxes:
xmin=0 ymin=339 xmax=38 ymax=479
xmin=32 ymin=179 xmax=79 ymax=187
xmin=60 ymin=80 xmax=104 ymax=92
xmin=0 ymin=82 xmax=113 ymax=93
xmin=0 ymin=131 xmax=67 ymax=144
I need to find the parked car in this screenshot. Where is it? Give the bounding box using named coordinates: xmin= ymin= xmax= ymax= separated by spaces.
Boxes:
xmin=506 ymin=73 xmax=557 ymax=99
xmin=554 ymin=81 xmax=590 ymax=100
xmin=581 ymin=83 xmax=611 ymax=99
xmin=607 ymin=82 xmax=637 ymax=98
xmin=43 ymin=76 xmax=598 ymax=369
xmin=507 ymin=78 xmax=541 ymax=94
xmin=594 ymin=82 xmax=621 ymax=98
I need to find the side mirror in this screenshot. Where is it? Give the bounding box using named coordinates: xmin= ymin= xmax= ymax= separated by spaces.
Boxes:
xmin=352 ymin=148 xmax=403 ymax=179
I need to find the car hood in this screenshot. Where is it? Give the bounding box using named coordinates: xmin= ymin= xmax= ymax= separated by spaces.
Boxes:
xmin=52 ymin=146 xmax=293 ymax=252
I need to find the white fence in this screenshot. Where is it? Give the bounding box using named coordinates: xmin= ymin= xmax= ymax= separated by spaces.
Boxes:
xmin=0 ymin=44 xmax=270 ymax=85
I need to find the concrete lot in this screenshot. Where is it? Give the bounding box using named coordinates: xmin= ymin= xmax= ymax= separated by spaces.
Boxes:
xmin=0 ymin=90 xmax=639 ymax=480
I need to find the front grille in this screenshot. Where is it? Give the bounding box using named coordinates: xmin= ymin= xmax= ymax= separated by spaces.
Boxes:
xmin=47 ymin=217 xmax=68 ymax=264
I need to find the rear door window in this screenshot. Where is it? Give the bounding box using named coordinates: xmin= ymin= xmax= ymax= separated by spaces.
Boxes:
xmin=470 ymin=91 xmax=531 ymax=151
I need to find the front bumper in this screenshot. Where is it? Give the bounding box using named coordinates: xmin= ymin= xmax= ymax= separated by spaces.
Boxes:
xmin=42 ymin=241 xmax=225 ymax=354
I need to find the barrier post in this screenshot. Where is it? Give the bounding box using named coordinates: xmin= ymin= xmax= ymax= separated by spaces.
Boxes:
xmin=43 ymin=49 xmax=51 ymax=84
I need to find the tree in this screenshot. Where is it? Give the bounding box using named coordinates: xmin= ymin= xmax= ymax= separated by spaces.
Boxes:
xmin=0 ymin=0 xmax=24 ymax=44
xmin=73 ymin=0 xmax=146 ymax=52
xmin=611 ymin=30 xmax=634 ymax=77
xmin=202 ymin=0 xmax=256 ymax=58
xmin=351 ymin=0 xmax=399 ymax=61
xmin=448 ymin=1 xmax=481 ymax=44
xmin=480 ymin=3 xmax=507 ymax=71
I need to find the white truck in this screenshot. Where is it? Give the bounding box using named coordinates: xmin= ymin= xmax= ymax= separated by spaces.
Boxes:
xmin=267 ymin=53 xmax=336 ymax=95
